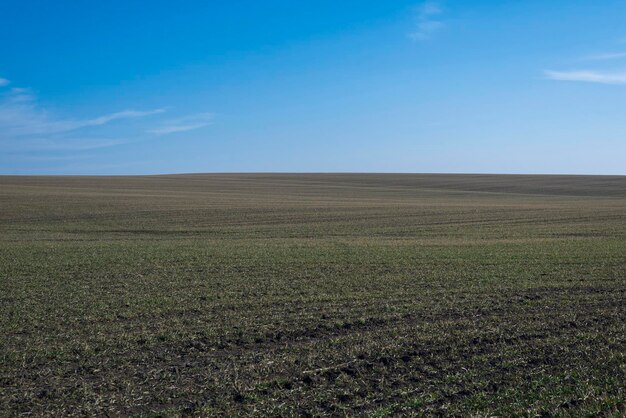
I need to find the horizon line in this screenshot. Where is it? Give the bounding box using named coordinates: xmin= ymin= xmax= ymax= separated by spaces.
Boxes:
xmin=1 ymin=171 xmax=624 ymax=177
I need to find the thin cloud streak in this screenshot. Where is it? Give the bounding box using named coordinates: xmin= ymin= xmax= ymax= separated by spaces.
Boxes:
xmin=2 ymin=137 xmax=128 ymax=151
xmin=409 ymin=1 xmax=445 ymax=41
xmin=0 ymin=88 xmax=165 ymax=137
xmin=1 ymin=80 xmax=213 ymax=157
xmin=10 ymin=154 xmax=97 ymax=162
xmin=0 ymin=85 xmax=168 ymax=153
xmin=149 ymin=113 xmax=214 ymax=135
xmin=583 ymin=52 xmax=626 ymax=61
xmin=0 ymin=78 xmax=9 ymax=87
xmin=545 ymin=70 xmax=626 ymax=85
xmin=82 ymin=109 xmax=165 ymax=128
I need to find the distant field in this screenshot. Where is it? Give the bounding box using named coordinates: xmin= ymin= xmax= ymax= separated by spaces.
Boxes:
xmin=1 ymin=174 xmax=625 ymax=416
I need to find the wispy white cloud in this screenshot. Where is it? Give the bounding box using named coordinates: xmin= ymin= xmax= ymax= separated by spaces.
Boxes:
xmin=11 ymin=154 xmax=97 ymax=162
xmin=0 ymin=77 xmax=9 ymax=87
xmin=583 ymin=52 xmax=626 ymax=61
xmin=409 ymin=1 xmax=445 ymax=41
xmin=0 ymin=88 xmax=165 ymax=137
xmin=81 ymin=109 xmax=165 ymax=127
xmin=2 ymin=137 xmax=128 ymax=152
xmin=544 ymin=70 xmax=626 ymax=85
xmin=148 ymin=112 xmax=213 ymax=135
xmin=1 ymin=81 xmax=212 ymax=157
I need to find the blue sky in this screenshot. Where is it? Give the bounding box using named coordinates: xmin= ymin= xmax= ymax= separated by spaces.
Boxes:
xmin=1 ymin=0 xmax=625 ymax=175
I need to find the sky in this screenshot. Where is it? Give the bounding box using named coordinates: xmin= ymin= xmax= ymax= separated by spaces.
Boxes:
xmin=1 ymin=0 xmax=625 ymax=175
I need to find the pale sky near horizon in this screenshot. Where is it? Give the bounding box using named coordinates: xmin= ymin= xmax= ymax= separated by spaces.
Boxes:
xmin=1 ymin=0 xmax=625 ymax=175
